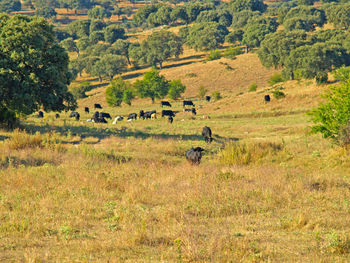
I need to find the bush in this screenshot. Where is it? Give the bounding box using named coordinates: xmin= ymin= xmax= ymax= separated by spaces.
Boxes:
xmin=5 ymin=130 xmax=43 ymax=150
xmin=71 ymin=81 xmax=91 ymax=99
xmin=223 ymin=46 xmax=243 ymax=60
xmin=219 ymin=141 xmax=283 ymax=165
xmin=309 ymin=73 xmax=350 ymax=145
xmin=249 ymin=82 xmax=257 ymax=92
xmin=206 ymin=49 xmax=221 ymax=61
xmin=268 ymin=73 xmax=284 ymax=86
xmin=199 ymin=86 xmax=207 ymax=99
xmin=212 ymin=91 xmax=222 ymax=101
xmin=272 ymin=89 xmax=285 ymax=99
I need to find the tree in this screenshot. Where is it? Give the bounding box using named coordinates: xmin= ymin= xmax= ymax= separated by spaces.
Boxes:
xmin=325 ymin=3 xmax=350 ymax=29
xmin=58 ymin=0 xmax=92 ymax=12
xmin=106 ymin=77 xmax=134 ymax=106
xmin=0 ymin=14 xmax=76 ymax=125
xmin=231 ymin=10 xmax=261 ymax=29
xmin=297 ymin=0 xmax=314 ymax=5
xmin=308 ymin=72 xmax=350 ymax=144
xmin=186 ymin=22 xmax=229 ymax=51
xmin=171 ymin=6 xmax=188 ymax=24
xmin=76 ymin=36 xmax=90 ymax=51
xmin=112 ymin=39 xmax=131 ymax=65
xmin=67 ymin=19 xmax=91 ymax=39
xmin=134 ymin=69 xmax=169 ymax=103
xmin=0 ymin=0 xmax=21 ymax=13
xmin=88 ymin=7 xmax=111 ymax=19
xmin=168 ymin=80 xmax=186 ymax=100
xmin=89 ymin=19 xmax=106 ymax=32
xmin=104 ymin=25 xmax=125 ymax=44
xmin=60 ymin=37 xmax=79 ymax=56
xmin=229 ymin=0 xmax=266 ymax=13
xmin=225 ymin=29 xmax=244 ymax=44
xmin=133 ymin=5 xmax=158 ymax=26
xmin=89 ymin=31 xmax=104 ymax=44
xmin=138 ymin=30 xmax=183 ymax=69
xmin=284 ymin=6 xmax=326 ymax=28
xmin=283 ymin=17 xmax=316 ymax=32
xmin=34 ymin=0 xmax=57 ymax=18
xmin=91 ymin=55 xmax=127 ymax=81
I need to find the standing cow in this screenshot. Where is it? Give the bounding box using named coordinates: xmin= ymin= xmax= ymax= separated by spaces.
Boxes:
xmin=85 ymin=107 xmax=89 ymax=113
xmin=202 ymin=126 xmax=213 ymax=143
xmin=183 ymin=100 xmax=195 ymax=107
xmin=186 ymin=147 xmax=204 ymax=165
xmin=161 ymin=101 xmax=172 ymax=107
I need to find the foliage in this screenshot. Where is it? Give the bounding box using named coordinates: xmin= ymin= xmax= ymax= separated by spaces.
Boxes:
xmin=268 ymin=73 xmax=284 ymax=86
xmin=308 ymin=74 xmax=350 ymax=144
xmin=88 ymin=7 xmax=111 ymax=19
xmin=89 ymin=31 xmax=104 ymax=44
xmin=90 ymin=55 xmax=127 ymax=81
xmin=104 ymin=25 xmax=125 ymax=44
xmin=231 ymin=10 xmax=261 ymax=29
xmin=67 ymin=19 xmax=91 ymax=39
xmin=212 ymin=91 xmax=222 ymax=101
xmin=168 ymin=80 xmax=186 ymax=100
xmin=0 ymin=0 xmax=21 ymax=13
xmin=134 ymin=69 xmax=169 ymax=103
xmin=224 ymin=46 xmax=243 ymax=59
xmin=229 ymin=0 xmax=266 ymax=13
xmin=0 ymin=14 xmax=76 ymax=126
xmin=60 ymin=37 xmax=79 ymax=55
xmin=71 ymin=81 xmax=90 ymax=99
xmin=249 ymin=82 xmax=257 ymax=92
xmin=272 ymin=89 xmax=285 ymax=99
xmin=112 ymin=39 xmax=131 ymax=65
xmin=106 ymin=77 xmax=134 ymax=106
xmin=34 ymin=0 xmax=57 ymax=18
xmin=283 ymin=17 xmax=316 ymax=32
xmin=325 ymin=3 xmax=350 ymax=29
xmin=225 ymin=30 xmax=244 ymax=44
xmin=284 ymin=6 xmax=326 ymax=28
xmin=206 ymin=50 xmax=222 ymax=61
xmin=199 ymin=86 xmax=208 ymax=99
xmin=186 ymin=22 xmax=229 ymax=51
xmin=333 ymin=66 xmax=350 ymax=82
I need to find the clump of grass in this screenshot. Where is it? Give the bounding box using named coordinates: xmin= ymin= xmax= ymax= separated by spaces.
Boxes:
xmin=212 ymin=91 xmax=222 ymax=101
xmin=219 ymin=141 xmax=283 ymax=165
xmin=206 ymin=49 xmax=221 ymax=61
xmin=223 ymin=46 xmax=243 ymax=59
xmin=249 ymin=82 xmax=257 ymax=92
xmin=5 ymin=129 xmax=43 ymax=150
xmin=268 ymin=73 xmax=284 ymax=86
xmin=185 ymin=73 xmax=197 ymax=78
xmin=321 ymin=232 xmax=350 ymax=255
xmin=80 ymin=144 xmax=130 ymax=163
xmin=272 ymin=89 xmax=286 ymax=99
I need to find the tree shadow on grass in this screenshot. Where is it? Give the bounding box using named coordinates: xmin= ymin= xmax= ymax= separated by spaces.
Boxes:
xmin=0 ymin=135 xmax=10 ymax=141
xmin=23 ymin=123 xmax=205 ymax=144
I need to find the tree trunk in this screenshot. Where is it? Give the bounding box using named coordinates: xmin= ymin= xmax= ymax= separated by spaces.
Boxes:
xmin=152 ymin=97 xmax=155 ymax=104
xmin=159 ymin=62 xmax=162 ymax=69
xmin=290 ymin=71 xmax=294 ymax=80
xmin=99 ymin=76 xmax=102 ymax=82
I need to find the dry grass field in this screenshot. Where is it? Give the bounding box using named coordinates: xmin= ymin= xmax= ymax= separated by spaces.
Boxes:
xmin=1 ymin=45 xmax=350 ymax=262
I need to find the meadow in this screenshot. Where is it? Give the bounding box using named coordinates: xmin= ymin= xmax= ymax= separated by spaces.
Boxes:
xmin=1 ymin=49 xmax=350 ymax=262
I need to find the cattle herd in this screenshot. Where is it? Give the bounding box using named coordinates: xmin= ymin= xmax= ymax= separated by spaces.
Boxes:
xmin=34 ymin=99 xmax=219 ymax=165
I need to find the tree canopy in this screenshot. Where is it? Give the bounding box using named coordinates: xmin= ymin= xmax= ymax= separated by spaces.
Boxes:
xmin=0 ymin=14 xmax=76 ymax=125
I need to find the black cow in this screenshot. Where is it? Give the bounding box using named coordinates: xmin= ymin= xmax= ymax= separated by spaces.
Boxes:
xmin=162 ymin=110 xmax=175 ymax=117
xmin=85 ymin=107 xmax=89 ymax=113
xmin=128 ymin=113 xmax=137 ymax=120
xmin=202 ymin=126 xmax=213 ymax=143
xmin=70 ymin=111 xmax=80 ymax=121
xmin=168 ymin=116 xmax=173 ymax=123
xmin=186 ymin=147 xmax=204 ymax=165
xmin=55 ymin=113 xmax=60 ymax=119
xmin=100 ymin=112 xmax=111 ymax=119
xmin=161 ymin=101 xmax=172 ymax=107
xmin=192 ymin=108 xmax=197 ymax=115
xmin=205 ymin=96 xmax=211 ymax=102
xmin=183 ymin=100 xmax=195 ymax=107
xmin=264 ymin=95 xmax=270 ymax=102
xmin=92 ymin=111 xmax=107 ymax=123
xmin=94 ymin=103 xmax=102 ymax=109
xmin=36 ymin=111 xmax=44 ymax=118
xmin=139 ymin=110 xmax=145 ymax=120
xmin=144 ymin=110 xmax=156 ymax=119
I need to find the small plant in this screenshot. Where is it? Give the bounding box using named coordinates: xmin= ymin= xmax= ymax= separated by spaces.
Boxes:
xmin=206 ymin=49 xmax=221 ymax=61
xmin=223 ymin=46 xmax=243 ymax=59
xmin=321 ymin=232 xmax=350 ymax=254
xmin=198 ymin=86 xmax=207 ymax=99
xmin=71 ymin=81 xmax=91 ymax=99
xmin=268 ymin=73 xmax=284 ymax=86
xmin=212 ymin=91 xmax=222 ymax=101
xmin=272 ymin=89 xmax=285 ymax=99
xmin=249 ymin=82 xmax=257 ymax=92
xmin=5 ymin=130 xmax=43 ymax=150
xmin=185 ymin=73 xmax=197 ymax=78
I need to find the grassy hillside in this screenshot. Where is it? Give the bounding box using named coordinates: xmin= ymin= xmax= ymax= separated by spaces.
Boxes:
xmin=1 ymin=41 xmax=350 ymax=262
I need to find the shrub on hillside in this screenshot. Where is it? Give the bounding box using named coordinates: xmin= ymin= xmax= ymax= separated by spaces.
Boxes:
xmin=223 ymin=46 xmax=243 ymax=59
xmin=212 ymin=91 xmax=222 ymax=101
xmin=71 ymin=82 xmax=91 ymax=99
xmin=206 ymin=50 xmax=222 ymax=61
xmin=199 ymin=86 xmax=208 ymax=99
xmin=249 ymin=82 xmax=257 ymax=92
xmin=272 ymin=89 xmax=285 ymax=99
xmin=268 ymin=73 xmax=284 ymax=86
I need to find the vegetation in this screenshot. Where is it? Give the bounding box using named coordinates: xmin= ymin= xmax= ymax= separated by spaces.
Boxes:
xmin=249 ymin=82 xmax=257 ymax=92
xmin=106 ymin=77 xmax=134 ymax=106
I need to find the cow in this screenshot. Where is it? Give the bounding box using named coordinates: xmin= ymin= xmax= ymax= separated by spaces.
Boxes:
xmin=161 ymin=101 xmax=172 ymax=107
xmin=94 ymin=103 xmax=102 ymax=109
xmin=168 ymin=116 xmax=173 ymax=123
xmin=191 ymin=108 xmax=197 ymax=115
xmin=100 ymin=112 xmax=111 ymax=119
xmin=85 ymin=107 xmax=89 ymax=113
xmin=205 ymin=96 xmax=211 ymax=102
xmin=55 ymin=113 xmax=60 ymax=119
xmin=92 ymin=111 xmax=107 ymax=123
xmin=151 ymin=113 xmax=157 ymax=119
xmin=144 ymin=110 xmax=156 ymax=119
xmin=128 ymin=113 xmax=137 ymax=120
xmin=36 ymin=111 xmax=44 ymax=118
xmin=183 ymin=100 xmax=195 ymax=107
xmin=112 ymin=116 xmax=123 ymax=124
xmin=264 ymin=95 xmax=270 ymax=102
xmin=139 ymin=110 xmax=145 ymax=120
xmin=183 ymin=108 xmax=192 ymax=112
xmin=186 ymin=147 xmax=204 ymax=165
xmin=202 ymin=126 xmax=213 ymax=143
xmin=162 ymin=110 xmax=175 ymax=117
xmin=70 ymin=112 xmax=80 ymax=121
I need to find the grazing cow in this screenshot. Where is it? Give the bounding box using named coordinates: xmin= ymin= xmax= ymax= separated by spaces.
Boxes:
xmin=144 ymin=110 xmax=156 ymax=119
xmin=192 ymin=108 xmax=197 ymax=115
xmin=94 ymin=103 xmax=102 ymax=109
xmin=128 ymin=113 xmax=137 ymax=120
xmin=112 ymin=116 xmax=124 ymax=124
xmin=139 ymin=110 xmax=145 ymax=120
xmin=55 ymin=113 xmax=60 ymax=119
xmin=205 ymin=96 xmax=211 ymax=102
xmin=85 ymin=107 xmax=89 ymax=113
xmin=161 ymin=101 xmax=172 ymax=107
xmin=92 ymin=111 xmax=107 ymax=123
xmin=36 ymin=111 xmax=44 ymax=118
xmin=186 ymin=147 xmax=204 ymax=165
xmin=183 ymin=100 xmax=195 ymax=107
xmin=151 ymin=113 xmax=157 ymax=119
xmin=183 ymin=108 xmax=192 ymax=112
xmin=264 ymin=95 xmax=270 ymax=102
xmin=100 ymin=112 xmax=111 ymax=119
xmin=202 ymin=126 xmax=213 ymax=143
xmin=70 ymin=112 xmax=80 ymax=121
xmin=162 ymin=110 xmax=175 ymax=117
xmin=168 ymin=116 xmax=173 ymax=123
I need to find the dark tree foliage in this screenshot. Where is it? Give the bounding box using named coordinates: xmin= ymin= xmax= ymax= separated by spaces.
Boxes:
xmin=229 ymin=0 xmax=266 ymax=13
xmin=89 ymin=19 xmax=106 ymax=33
xmin=283 ymin=16 xmax=316 ymax=32
xmin=231 ymin=10 xmax=261 ymax=29
xmin=0 ymin=0 xmax=21 ymax=13
xmin=133 ymin=4 xmax=158 ymax=26
xmin=88 ymin=7 xmax=111 ymax=19
xmin=324 ymin=3 xmax=350 ymax=29
xmin=284 ymin=6 xmax=326 ymax=27
xmin=104 ymin=24 xmax=125 ymax=44
xmin=0 ymin=14 xmax=76 ymax=125
xmin=67 ymin=19 xmax=91 ymax=39
xmin=225 ymin=29 xmax=244 ymax=43
xmin=34 ymin=0 xmax=58 ymax=18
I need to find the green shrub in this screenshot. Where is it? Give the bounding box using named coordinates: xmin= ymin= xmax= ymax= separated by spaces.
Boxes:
xmin=212 ymin=91 xmax=222 ymax=101
xmin=199 ymin=86 xmax=207 ymax=99
xmin=206 ymin=49 xmax=221 ymax=61
xmin=249 ymin=82 xmax=257 ymax=92
xmin=272 ymin=89 xmax=285 ymax=99
xmin=71 ymin=81 xmax=91 ymax=99
xmin=219 ymin=141 xmax=283 ymax=165
xmin=268 ymin=73 xmax=284 ymax=86
xmin=224 ymin=46 xmax=243 ymax=60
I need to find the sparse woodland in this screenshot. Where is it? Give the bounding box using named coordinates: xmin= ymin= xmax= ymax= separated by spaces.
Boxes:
xmin=1 ymin=0 xmax=350 ymax=261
